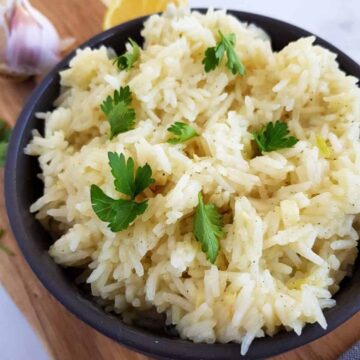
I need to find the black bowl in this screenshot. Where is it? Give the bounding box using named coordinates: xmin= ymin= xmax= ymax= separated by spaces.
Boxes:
xmin=4 ymin=9 xmax=360 ymax=360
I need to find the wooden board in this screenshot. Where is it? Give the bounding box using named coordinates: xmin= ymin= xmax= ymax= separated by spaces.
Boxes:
xmin=0 ymin=1 xmax=359 ymax=359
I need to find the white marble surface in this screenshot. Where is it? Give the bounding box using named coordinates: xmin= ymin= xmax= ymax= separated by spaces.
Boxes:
xmin=1 ymin=1 xmax=359 ymax=359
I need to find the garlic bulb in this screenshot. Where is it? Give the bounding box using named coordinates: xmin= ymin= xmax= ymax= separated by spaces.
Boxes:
xmin=0 ymin=0 xmax=66 ymax=79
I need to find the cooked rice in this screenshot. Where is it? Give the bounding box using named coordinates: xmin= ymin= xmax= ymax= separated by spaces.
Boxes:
xmin=25 ymin=6 xmax=360 ymax=355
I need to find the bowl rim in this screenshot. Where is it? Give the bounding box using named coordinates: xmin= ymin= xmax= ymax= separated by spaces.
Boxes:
xmin=4 ymin=8 xmax=360 ymax=360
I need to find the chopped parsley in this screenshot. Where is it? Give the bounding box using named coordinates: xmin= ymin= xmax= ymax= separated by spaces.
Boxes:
xmin=253 ymin=120 xmax=298 ymax=153
xmin=114 ymin=38 xmax=141 ymax=71
xmin=91 ymin=152 xmax=155 ymax=232
xmin=100 ymin=86 xmax=136 ymax=139
xmin=108 ymin=152 xmax=155 ymax=199
xmin=167 ymin=122 xmax=199 ymax=144
xmin=202 ymin=31 xmax=245 ymax=76
xmin=193 ymin=193 xmax=224 ymax=264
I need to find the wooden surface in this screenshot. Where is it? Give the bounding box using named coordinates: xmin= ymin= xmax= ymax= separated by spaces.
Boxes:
xmin=0 ymin=1 xmax=359 ymax=359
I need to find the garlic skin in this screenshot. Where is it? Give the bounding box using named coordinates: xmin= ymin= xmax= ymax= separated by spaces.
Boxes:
xmin=0 ymin=0 xmax=62 ymax=79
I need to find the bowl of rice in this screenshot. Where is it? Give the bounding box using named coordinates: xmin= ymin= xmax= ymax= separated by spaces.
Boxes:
xmin=4 ymin=5 xmax=360 ymax=360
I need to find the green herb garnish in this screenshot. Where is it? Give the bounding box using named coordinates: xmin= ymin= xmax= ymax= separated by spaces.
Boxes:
xmin=253 ymin=120 xmax=298 ymax=153
xmin=100 ymin=86 xmax=136 ymax=139
xmin=167 ymin=122 xmax=199 ymax=144
xmin=108 ymin=152 xmax=155 ymax=199
xmin=202 ymin=31 xmax=245 ymax=76
xmin=90 ymin=185 xmax=148 ymax=232
xmin=0 ymin=229 xmax=14 ymax=256
xmin=193 ymin=193 xmax=224 ymax=264
xmin=0 ymin=119 xmax=12 ymax=167
xmin=91 ymin=152 xmax=155 ymax=232
xmin=114 ymin=38 xmax=140 ymax=71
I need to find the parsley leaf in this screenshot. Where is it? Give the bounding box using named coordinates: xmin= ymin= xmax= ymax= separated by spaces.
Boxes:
xmin=253 ymin=120 xmax=298 ymax=153
xmin=108 ymin=152 xmax=155 ymax=199
xmin=100 ymin=86 xmax=136 ymax=139
xmin=202 ymin=31 xmax=245 ymax=76
xmin=91 ymin=185 xmax=147 ymax=232
xmin=91 ymin=153 xmax=155 ymax=232
xmin=203 ymin=47 xmax=220 ymax=72
xmin=114 ymin=38 xmax=141 ymax=71
xmin=108 ymin=152 xmax=135 ymax=198
xmin=193 ymin=193 xmax=224 ymax=264
xmin=134 ymin=163 xmax=155 ymax=197
xmin=167 ymin=122 xmax=199 ymax=144
xmin=0 ymin=119 xmax=12 ymax=167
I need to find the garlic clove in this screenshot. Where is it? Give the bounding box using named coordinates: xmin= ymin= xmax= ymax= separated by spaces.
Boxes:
xmin=0 ymin=10 xmax=27 ymax=80
xmin=0 ymin=0 xmax=64 ymax=80
xmin=0 ymin=0 xmax=13 ymax=60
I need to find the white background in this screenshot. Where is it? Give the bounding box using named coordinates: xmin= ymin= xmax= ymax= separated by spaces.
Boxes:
xmin=1 ymin=0 xmax=359 ymax=359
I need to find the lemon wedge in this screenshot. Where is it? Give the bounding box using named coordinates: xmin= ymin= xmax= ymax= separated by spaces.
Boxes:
xmin=103 ymin=0 xmax=187 ymax=30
